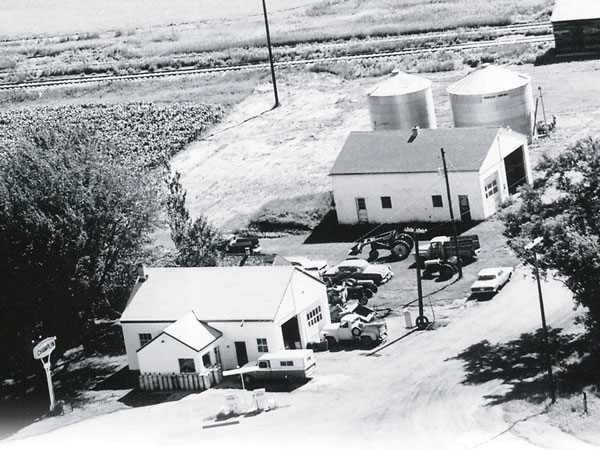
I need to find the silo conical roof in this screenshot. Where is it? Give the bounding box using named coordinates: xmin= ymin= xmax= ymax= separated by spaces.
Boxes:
xmin=446 ymin=65 xmax=530 ymax=96
xmin=368 ymin=71 xmax=432 ymax=97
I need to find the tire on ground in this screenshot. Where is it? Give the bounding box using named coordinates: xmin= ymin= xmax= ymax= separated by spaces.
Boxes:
xmin=360 ymin=335 xmax=374 ymax=347
xmin=391 ymin=242 xmax=411 ymax=260
xmin=415 ymin=315 xmax=430 ymax=330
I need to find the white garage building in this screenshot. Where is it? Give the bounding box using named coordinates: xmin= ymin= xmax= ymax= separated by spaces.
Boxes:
xmin=330 ymin=127 xmax=531 ymax=224
xmin=120 ymin=266 xmax=330 ymax=374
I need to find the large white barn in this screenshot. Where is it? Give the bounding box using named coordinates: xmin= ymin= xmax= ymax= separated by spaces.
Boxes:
xmin=120 ymin=266 xmax=330 ymax=374
xmin=330 ymin=127 xmax=531 ymax=224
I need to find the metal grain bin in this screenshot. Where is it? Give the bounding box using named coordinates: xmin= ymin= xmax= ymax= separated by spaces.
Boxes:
xmin=447 ymin=65 xmax=534 ymax=142
xmin=367 ymin=71 xmax=437 ymax=131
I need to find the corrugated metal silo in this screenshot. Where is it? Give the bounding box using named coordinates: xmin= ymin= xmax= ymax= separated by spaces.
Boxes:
xmin=367 ymin=71 xmax=437 ymax=130
xmin=447 ymin=65 xmax=534 ymax=141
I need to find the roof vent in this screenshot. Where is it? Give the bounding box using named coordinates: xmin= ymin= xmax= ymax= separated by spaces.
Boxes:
xmin=408 ymin=126 xmax=419 ymax=143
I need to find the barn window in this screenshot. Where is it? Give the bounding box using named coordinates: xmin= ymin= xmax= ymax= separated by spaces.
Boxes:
xmin=307 ymin=305 xmax=322 ymax=326
xmin=381 ymin=196 xmax=392 ymax=209
xmin=178 ymin=358 xmax=196 ymax=373
xmin=432 ymin=195 xmax=443 ymax=208
xmin=202 ymin=353 xmax=212 ymax=368
xmin=138 ymin=333 xmax=152 ymax=348
xmin=485 ymin=178 xmax=499 ymax=198
xmin=257 ymin=338 xmax=269 ymax=353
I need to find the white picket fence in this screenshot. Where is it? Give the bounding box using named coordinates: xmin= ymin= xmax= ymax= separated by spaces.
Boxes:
xmin=139 ymin=366 xmax=223 ymax=392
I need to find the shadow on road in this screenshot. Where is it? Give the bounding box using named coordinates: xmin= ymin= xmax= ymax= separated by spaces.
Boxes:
xmin=452 ymin=328 xmax=600 ymax=405
xmin=214 ymin=377 xmax=310 ymax=393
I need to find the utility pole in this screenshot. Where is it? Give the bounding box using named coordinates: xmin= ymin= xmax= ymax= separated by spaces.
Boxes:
xmin=262 ymin=0 xmax=280 ymax=108
xmin=405 ymin=227 xmax=430 ymax=330
xmin=440 ymin=148 xmax=462 ymax=279
xmin=525 ymin=237 xmax=556 ymax=404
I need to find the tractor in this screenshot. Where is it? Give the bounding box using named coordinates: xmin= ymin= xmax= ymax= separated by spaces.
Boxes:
xmin=349 ymin=228 xmax=414 ymax=261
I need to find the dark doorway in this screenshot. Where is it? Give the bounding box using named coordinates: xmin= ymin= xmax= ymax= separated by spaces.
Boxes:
xmin=355 ymin=197 xmax=368 ymax=223
xmin=504 ymin=146 xmax=527 ymax=195
xmin=234 ymin=342 xmax=248 ymax=367
xmin=458 ymin=195 xmax=471 ymax=221
xmin=281 ymin=316 xmax=302 ymax=349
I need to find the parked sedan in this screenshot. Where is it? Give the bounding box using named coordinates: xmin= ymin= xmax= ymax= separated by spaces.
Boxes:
xmin=283 ymin=256 xmax=329 ymax=277
xmin=470 ymin=267 xmax=513 ymax=298
xmin=323 ymin=258 xmax=393 ymax=285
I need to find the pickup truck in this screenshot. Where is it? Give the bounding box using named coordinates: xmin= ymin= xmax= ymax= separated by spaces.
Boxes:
xmin=223 ymin=234 xmax=262 ymax=254
xmin=223 ymin=349 xmax=316 ymax=386
xmin=321 ymin=313 xmax=387 ymax=348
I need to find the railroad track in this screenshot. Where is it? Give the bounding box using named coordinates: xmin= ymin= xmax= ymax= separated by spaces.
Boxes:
xmin=0 ymin=33 xmax=554 ymax=91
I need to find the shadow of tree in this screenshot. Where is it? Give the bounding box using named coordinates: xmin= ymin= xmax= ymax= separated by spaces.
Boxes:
xmin=452 ymin=327 xmax=600 ymax=405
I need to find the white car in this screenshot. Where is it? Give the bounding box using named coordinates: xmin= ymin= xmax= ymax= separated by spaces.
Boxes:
xmin=470 ymin=267 xmax=513 ymax=297
xmin=283 ymin=256 xmax=328 ymax=277
xmin=323 ymin=258 xmax=393 ymax=285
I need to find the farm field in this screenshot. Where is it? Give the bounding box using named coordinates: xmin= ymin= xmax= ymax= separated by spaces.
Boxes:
xmin=1 ymin=0 xmax=553 ymax=38
xmin=0 ymin=0 xmax=553 ymax=83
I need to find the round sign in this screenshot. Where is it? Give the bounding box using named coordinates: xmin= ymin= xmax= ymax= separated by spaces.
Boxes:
xmin=33 ymin=337 xmax=56 ymax=360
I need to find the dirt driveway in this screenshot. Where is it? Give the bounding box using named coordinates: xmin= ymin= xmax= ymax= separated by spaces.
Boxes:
xmin=4 ymin=264 xmax=592 ymax=450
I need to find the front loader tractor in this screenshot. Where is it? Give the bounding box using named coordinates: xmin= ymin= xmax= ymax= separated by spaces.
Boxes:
xmin=349 ymin=229 xmax=414 ymax=261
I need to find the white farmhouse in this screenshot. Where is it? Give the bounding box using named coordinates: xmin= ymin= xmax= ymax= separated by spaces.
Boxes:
xmin=120 ymin=266 xmax=330 ymax=374
xmin=330 ymin=127 xmax=531 ymax=224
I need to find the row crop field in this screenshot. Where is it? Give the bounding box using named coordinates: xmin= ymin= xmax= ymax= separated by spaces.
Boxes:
xmin=0 ymin=103 xmax=222 ymax=167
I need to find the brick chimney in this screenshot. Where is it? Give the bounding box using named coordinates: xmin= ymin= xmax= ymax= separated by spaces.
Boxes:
xmin=408 ymin=126 xmax=419 ymax=143
xmin=136 ymin=263 xmax=146 ymax=282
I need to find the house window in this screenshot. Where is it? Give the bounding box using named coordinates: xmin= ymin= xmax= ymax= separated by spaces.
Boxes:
xmin=257 ymin=338 xmax=269 ymax=353
xmin=432 ymin=195 xmax=443 ymax=208
xmin=138 ymin=333 xmax=152 ymax=348
xmin=356 ymin=198 xmax=367 ymax=210
xmin=178 ymin=358 xmax=196 ymax=373
xmin=214 ymin=346 xmax=222 ymax=366
xmin=280 ymin=361 xmax=294 ymax=367
xmin=381 ymin=196 xmax=392 ymax=209
xmin=306 ymin=305 xmax=323 ymax=326
xmin=485 ymin=178 xmax=499 ymax=198
xmin=202 ymin=353 xmax=212 ymax=368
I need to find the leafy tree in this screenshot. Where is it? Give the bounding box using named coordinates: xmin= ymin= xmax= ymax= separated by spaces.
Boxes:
xmin=502 ymin=136 xmax=600 ymax=332
xmin=166 ymin=172 xmax=222 ymax=267
xmin=0 ymin=126 xmax=162 ymax=375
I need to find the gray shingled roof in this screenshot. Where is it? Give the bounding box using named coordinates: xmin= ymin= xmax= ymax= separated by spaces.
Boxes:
xmin=329 ymin=128 xmax=501 ymax=175
xmin=552 ymin=0 xmax=600 ymax=22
